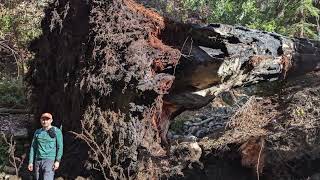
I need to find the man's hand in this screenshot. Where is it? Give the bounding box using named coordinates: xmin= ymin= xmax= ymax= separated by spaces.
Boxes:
xmin=53 ymin=161 xmax=60 ymax=171
xmin=28 ymin=164 xmax=33 ymax=171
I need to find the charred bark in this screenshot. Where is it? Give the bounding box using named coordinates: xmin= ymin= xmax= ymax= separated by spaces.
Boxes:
xmin=162 ymin=23 xmax=320 ymax=121
xmin=27 ymin=0 xmax=179 ymax=178
xmin=25 ymin=0 xmax=320 ymax=179
xmin=165 ymin=24 xmax=320 ymax=95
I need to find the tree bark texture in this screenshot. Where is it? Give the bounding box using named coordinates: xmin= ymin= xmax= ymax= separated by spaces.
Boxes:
xmin=26 ymin=0 xmax=320 ymax=179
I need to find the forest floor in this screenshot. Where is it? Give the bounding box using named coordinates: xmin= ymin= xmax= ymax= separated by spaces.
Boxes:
xmin=168 ymin=70 xmax=320 ymax=180
xmin=0 ymin=59 xmax=32 ymax=179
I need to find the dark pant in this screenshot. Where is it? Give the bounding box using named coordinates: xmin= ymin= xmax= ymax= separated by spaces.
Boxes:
xmin=34 ymin=159 xmax=54 ymax=180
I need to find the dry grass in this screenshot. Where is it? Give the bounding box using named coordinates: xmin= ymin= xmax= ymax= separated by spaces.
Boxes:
xmin=200 ymin=72 xmax=320 ymax=179
xmin=227 ymin=97 xmax=276 ymax=133
xmin=200 ymin=96 xmax=278 ymax=176
xmin=204 ymin=97 xmax=277 ymax=149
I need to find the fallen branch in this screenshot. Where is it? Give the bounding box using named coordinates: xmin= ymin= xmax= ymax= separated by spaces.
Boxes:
xmin=0 ymin=108 xmax=29 ymax=114
xmin=190 ymin=115 xmax=229 ymax=126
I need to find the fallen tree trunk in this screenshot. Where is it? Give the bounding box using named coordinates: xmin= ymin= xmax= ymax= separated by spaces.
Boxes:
xmin=165 ymin=23 xmax=320 ymax=102
xmin=25 ymin=0 xmax=320 ymax=179
xmin=161 ymin=24 xmax=320 ymax=143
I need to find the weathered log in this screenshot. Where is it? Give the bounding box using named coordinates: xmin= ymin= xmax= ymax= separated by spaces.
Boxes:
xmin=25 ymin=0 xmax=320 ymax=179
xmin=162 ymin=24 xmax=320 ymax=121
xmin=167 ymin=24 xmax=320 ymax=95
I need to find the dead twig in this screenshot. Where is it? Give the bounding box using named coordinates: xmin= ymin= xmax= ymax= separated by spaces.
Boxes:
xmin=70 ymin=120 xmax=109 ymax=180
xmin=0 ymin=40 xmax=21 ymax=78
xmin=1 ymin=132 xmax=24 ymax=176
xmin=256 ymin=138 xmax=265 ymax=180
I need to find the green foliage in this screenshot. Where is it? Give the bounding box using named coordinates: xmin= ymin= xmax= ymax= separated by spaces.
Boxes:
xmin=158 ymin=0 xmax=320 ymax=39
xmin=207 ymin=0 xmax=261 ymax=26
xmin=289 ymin=0 xmax=320 ymax=38
xmin=0 ymin=14 xmax=14 ymax=36
xmin=0 ymin=0 xmax=51 ymax=79
xmin=170 ymin=118 xmax=185 ymax=133
xmin=294 ymin=107 xmax=306 ymax=117
xmin=0 ymin=1 xmax=51 ymax=109
xmin=0 ymin=137 xmax=9 ymax=171
xmin=0 ymin=1 xmax=45 ymax=48
xmin=0 ymin=77 xmax=26 ymax=108
xmin=182 ymin=0 xmax=206 ymax=11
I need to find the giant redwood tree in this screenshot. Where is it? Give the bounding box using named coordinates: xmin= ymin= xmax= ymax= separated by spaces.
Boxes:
xmin=26 ymin=0 xmax=320 ymax=179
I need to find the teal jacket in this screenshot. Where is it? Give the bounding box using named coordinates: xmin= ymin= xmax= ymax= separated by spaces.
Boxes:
xmin=29 ymin=126 xmax=63 ymax=164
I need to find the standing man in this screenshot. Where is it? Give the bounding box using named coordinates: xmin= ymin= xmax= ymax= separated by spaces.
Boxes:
xmin=28 ymin=112 xmax=63 ymax=180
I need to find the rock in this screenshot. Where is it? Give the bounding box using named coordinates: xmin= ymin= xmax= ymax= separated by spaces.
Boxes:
xmin=195 ymin=129 xmax=206 ymax=138
xmin=75 ymin=176 xmax=89 ymax=180
xmin=220 ymin=91 xmax=236 ymax=106
xmin=188 ymin=141 xmax=202 ymax=162
xmin=193 ymin=117 xmax=201 ymax=122
xmin=189 ymin=126 xmax=199 ymax=134
xmin=184 ymin=135 xmax=198 ymax=142
xmin=171 ymin=141 xmax=202 ymax=162
xmin=199 ymin=115 xmax=207 ymax=120
xmin=0 ymin=173 xmax=5 ymax=179
xmin=8 ymin=175 xmax=20 ymax=180
xmin=13 ymin=128 xmax=28 ymax=139
xmin=184 ymin=121 xmax=192 ymax=126
xmin=183 ymin=125 xmax=189 ymax=132
xmin=167 ymin=131 xmax=173 ymax=139
xmin=172 ymin=135 xmax=181 ymax=139
xmin=208 ymin=121 xmax=215 ymax=128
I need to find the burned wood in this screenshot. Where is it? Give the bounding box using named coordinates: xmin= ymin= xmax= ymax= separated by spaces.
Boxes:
xmin=164 ymin=23 xmax=320 ymax=116
xmin=25 ymin=0 xmax=320 ymax=179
